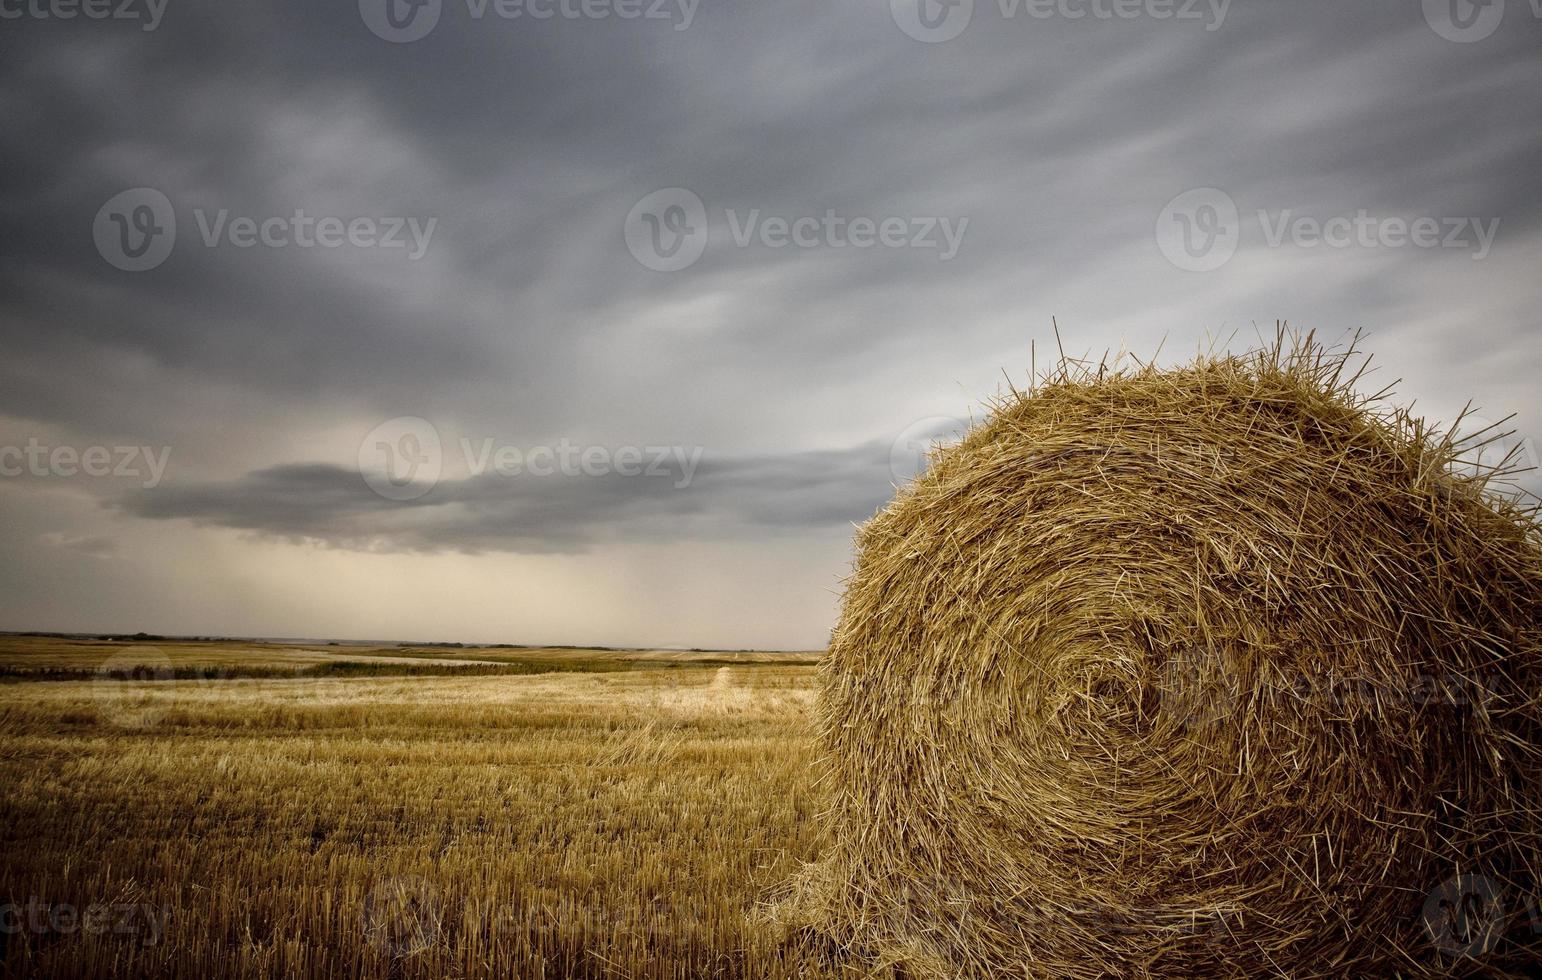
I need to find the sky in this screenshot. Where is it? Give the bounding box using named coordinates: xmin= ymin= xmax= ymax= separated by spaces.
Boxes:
xmin=1 ymin=0 xmax=1539 ymax=649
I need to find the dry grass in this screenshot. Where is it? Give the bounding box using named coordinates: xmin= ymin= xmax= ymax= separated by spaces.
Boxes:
xmin=785 ymin=332 xmax=1542 ymax=978
xmin=0 ymin=636 xmax=354 ymax=672
xmin=0 ymin=636 xmax=820 ymax=674
xmin=0 ymin=650 xmax=842 ymax=979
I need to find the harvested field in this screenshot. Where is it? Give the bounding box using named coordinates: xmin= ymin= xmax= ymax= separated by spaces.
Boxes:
xmin=0 ymin=643 xmax=837 ymax=979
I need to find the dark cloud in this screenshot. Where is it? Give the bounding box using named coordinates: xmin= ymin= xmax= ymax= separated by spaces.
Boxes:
xmin=1 ymin=0 xmax=1539 ymax=640
xmin=113 ymin=442 xmax=901 ymax=554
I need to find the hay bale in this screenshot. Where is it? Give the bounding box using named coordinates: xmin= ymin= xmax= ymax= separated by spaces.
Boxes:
xmin=789 ymin=336 xmax=1542 ymax=977
xmin=711 ymin=666 xmax=736 ymax=691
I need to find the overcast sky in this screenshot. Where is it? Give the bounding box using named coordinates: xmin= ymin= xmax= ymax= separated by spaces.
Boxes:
xmin=1 ymin=0 xmax=1538 ymax=648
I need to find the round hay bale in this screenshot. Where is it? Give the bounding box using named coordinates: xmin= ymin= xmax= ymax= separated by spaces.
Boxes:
xmin=791 ymin=338 xmax=1542 ymax=977
xmin=711 ymin=665 xmax=736 ymax=691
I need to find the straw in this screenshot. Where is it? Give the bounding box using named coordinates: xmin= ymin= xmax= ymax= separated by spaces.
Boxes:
xmin=779 ymin=330 xmax=1542 ymax=978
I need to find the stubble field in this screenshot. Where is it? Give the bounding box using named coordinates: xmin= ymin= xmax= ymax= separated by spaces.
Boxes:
xmin=0 ymin=637 xmax=843 ymax=979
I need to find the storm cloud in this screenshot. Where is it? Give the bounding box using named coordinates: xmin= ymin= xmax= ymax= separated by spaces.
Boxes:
xmin=114 ymin=440 xmax=905 ymax=553
xmin=2 ymin=0 xmax=1539 ymax=645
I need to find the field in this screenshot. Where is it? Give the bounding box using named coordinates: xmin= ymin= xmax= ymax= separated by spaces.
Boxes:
xmin=0 ymin=636 xmax=843 ymax=979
